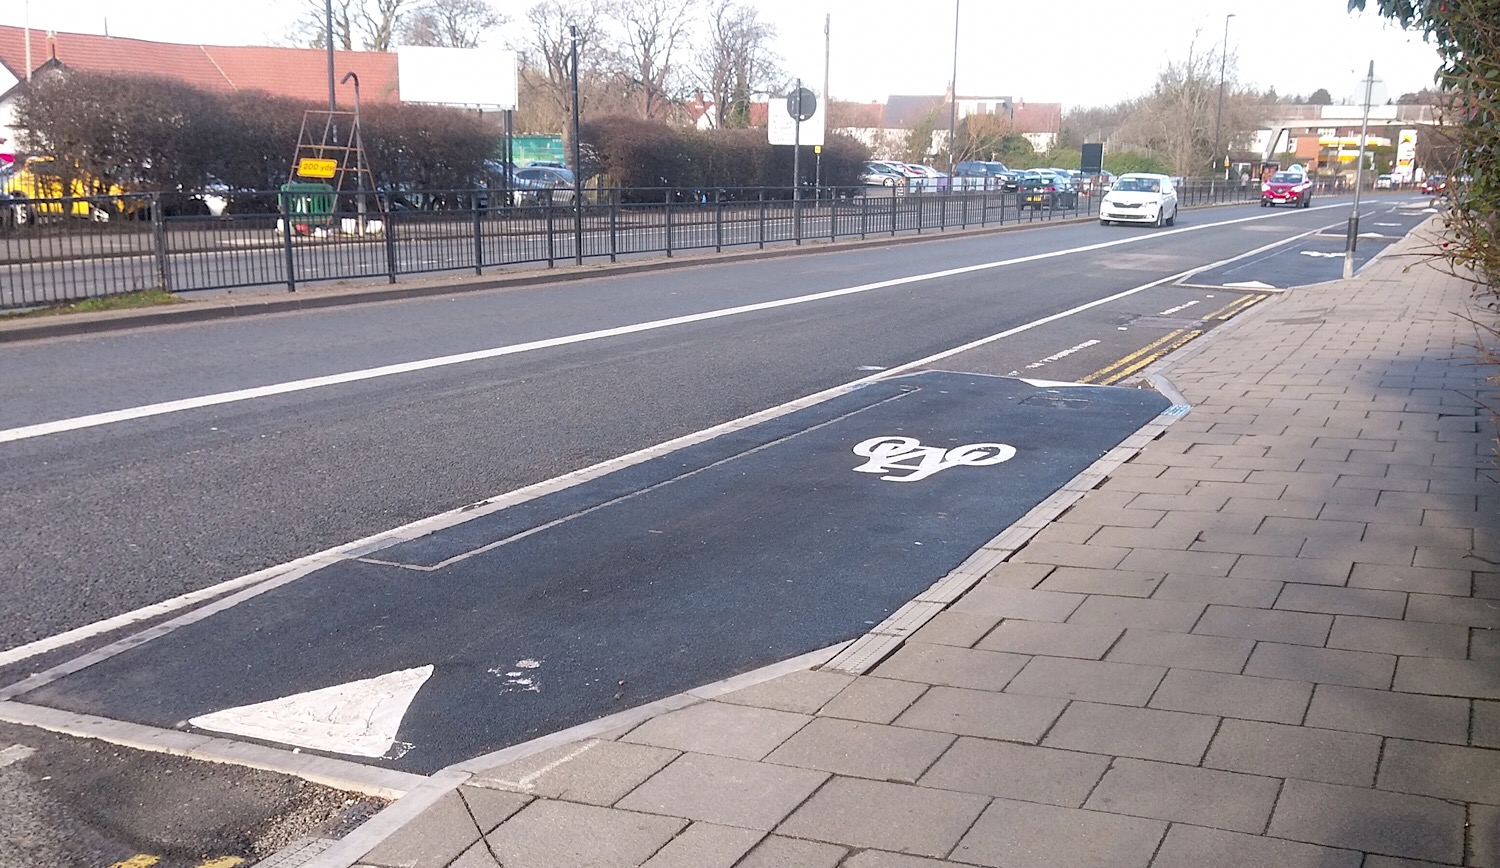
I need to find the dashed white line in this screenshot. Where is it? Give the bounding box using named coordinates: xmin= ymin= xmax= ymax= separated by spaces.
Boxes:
xmin=1156 ymin=300 xmax=1202 ymax=316
xmin=1023 ymin=340 xmax=1100 ymax=370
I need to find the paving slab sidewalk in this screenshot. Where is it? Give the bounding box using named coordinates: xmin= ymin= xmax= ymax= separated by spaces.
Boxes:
xmin=310 ymin=217 xmax=1499 ymax=868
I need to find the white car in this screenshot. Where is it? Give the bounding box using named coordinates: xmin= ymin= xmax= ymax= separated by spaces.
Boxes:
xmin=1099 ymin=172 xmax=1178 ymax=227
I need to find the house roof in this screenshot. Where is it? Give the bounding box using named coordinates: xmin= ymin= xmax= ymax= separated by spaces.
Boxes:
xmin=1012 ymin=102 xmax=1062 ymax=134
xmin=829 ymin=101 xmax=885 ymax=128
xmin=0 ymin=25 xmax=400 ymax=104
xmin=883 ymin=95 xmax=946 ymax=129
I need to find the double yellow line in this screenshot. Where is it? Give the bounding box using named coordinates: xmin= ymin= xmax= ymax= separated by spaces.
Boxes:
xmin=109 ymin=856 xmax=243 ymax=867
xmin=1080 ymin=294 xmax=1266 ymax=385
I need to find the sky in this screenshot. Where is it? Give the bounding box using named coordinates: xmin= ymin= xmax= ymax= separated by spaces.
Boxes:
xmin=2 ymin=0 xmax=1443 ymax=110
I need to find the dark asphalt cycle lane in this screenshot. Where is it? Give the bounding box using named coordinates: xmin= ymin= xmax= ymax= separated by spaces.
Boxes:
xmin=17 ymin=372 xmax=1168 ymax=774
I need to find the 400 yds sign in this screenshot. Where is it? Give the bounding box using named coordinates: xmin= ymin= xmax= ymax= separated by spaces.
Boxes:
xmin=852 ymin=436 xmax=1016 ymax=483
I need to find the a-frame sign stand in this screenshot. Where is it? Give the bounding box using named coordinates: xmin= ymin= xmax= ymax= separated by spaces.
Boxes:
xmin=287 ymin=110 xmax=382 ymax=234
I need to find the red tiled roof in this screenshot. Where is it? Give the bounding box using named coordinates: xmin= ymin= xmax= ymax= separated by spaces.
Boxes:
xmin=830 ymin=101 xmax=885 ymax=128
xmin=1012 ymin=102 xmax=1062 ymax=134
xmin=210 ymin=46 xmax=399 ymax=104
xmin=0 ymin=25 xmax=400 ymax=104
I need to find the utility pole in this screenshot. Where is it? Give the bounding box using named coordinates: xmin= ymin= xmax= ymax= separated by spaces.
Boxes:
xmin=1343 ymin=61 xmax=1375 ymax=280
xmin=1212 ymin=13 xmax=1235 ymax=182
xmin=24 ymin=0 xmax=32 ymax=80
xmin=571 ymin=25 xmax=584 ymax=266
xmin=326 ymin=0 xmax=336 ymax=111
xmin=947 ymin=0 xmax=960 ymax=172
xmin=816 ymin=13 xmax=829 ymax=198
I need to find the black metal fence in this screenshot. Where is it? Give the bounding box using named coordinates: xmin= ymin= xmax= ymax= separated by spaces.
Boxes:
xmin=0 ymin=180 xmax=1259 ymax=311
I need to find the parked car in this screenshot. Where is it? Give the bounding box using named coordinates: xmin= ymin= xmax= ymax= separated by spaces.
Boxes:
xmin=511 ymin=166 xmax=577 ymax=205
xmin=1099 ymin=172 xmax=1179 ymax=227
xmin=992 ymin=169 xmax=1025 ymax=192
xmin=1080 ymin=170 xmax=1116 ymax=195
xmin=905 ymin=164 xmax=950 ymax=191
xmin=953 ymin=161 xmax=1008 ymax=189
xmin=1375 ymin=174 xmax=1394 ymax=190
xmin=1261 ymin=169 xmax=1313 ymax=207
xmin=861 ymin=161 xmax=907 ymax=187
xmin=0 ymin=190 xmax=19 ymax=229
xmin=1018 ymin=174 xmax=1078 ymax=209
xmin=869 ymin=160 xmax=924 ymax=180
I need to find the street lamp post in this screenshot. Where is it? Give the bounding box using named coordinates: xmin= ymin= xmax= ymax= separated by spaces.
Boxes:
xmin=340 ymin=71 xmax=365 ymax=231
xmin=1213 ymin=13 xmax=1235 ymax=183
xmin=947 ymin=0 xmax=959 ymax=173
xmin=1343 ymin=61 xmax=1375 ymax=280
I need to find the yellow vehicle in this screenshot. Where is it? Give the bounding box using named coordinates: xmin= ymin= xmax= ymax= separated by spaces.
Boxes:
xmin=3 ymin=156 xmax=133 ymax=223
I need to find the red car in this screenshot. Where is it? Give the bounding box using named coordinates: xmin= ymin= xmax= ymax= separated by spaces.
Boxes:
xmin=1261 ymin=170 xmax=1313 ymax=208
xmin=1420 ymin=174 xmax=1447 ymax=196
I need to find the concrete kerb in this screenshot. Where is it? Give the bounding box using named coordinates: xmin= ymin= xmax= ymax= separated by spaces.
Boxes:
xmin=0 ymin=198 xmax=1257 ymax=345
xmin=285 ymin=641 xmax=850 ymax=868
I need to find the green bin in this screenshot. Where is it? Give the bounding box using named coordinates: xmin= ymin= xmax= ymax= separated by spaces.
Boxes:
xmin=278 ymin=182 xmax=335 ymax=220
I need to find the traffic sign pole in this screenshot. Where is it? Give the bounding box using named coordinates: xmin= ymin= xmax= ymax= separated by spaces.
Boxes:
xmin=793 ymin=78 xmax=802 ymax=245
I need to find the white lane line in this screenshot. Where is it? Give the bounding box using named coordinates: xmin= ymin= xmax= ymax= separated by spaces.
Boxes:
xmin=1 ymin=205 xmax=1343 ymax=445
xmin=1023 ymin=340 xmax=1100 ymax=370
xmin=0 ymin=218 xmax=1337 ymax=673
xmin=1157 ymin=300 xmax=1202 ymax=316
xmin=0 ymin=744 xmax=35 ymax=768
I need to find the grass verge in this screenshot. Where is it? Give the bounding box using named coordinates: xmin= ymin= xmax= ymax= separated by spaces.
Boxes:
xmin=0 ymin=288 xmax=183 ymax=319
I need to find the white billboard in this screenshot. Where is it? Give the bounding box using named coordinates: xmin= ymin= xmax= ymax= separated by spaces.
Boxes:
xmin=398 ymin=46 xmax=518 ymax=110
xmin=768 ymin=90 xmax=825 ymax=147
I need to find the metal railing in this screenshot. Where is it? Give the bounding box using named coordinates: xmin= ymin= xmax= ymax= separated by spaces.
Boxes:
xmin=0 ymin=180 xmax=1259 ymax=310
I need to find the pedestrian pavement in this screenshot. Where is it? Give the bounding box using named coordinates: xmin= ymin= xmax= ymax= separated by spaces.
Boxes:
xmin=298 ymin=217 xmax=1500 ymax=868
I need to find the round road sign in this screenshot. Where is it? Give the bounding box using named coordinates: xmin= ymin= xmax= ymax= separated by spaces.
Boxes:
xmin=786 ymin=88 xmax=817 ymax=122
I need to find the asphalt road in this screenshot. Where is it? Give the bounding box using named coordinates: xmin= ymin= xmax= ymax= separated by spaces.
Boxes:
xmin=0 ymin=192 xmax=1431 ymax=864
xmin=0 ymin=195 xmax=1428 ymax=654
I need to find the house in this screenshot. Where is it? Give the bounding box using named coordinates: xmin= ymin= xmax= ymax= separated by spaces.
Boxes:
xmin=683 ymin=92 xmax=769 ymax=130
xmin=851 ymin=91 xmax=1061 ymax=159
xmin=0 ymin=24 xmax=401 ymax=160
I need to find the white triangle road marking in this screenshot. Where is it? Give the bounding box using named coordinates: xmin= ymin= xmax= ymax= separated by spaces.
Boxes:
xmin=1223 ymin=280 xmax=1275 ymax=289
xmin=189 ymin=665 xmax=433 ymax=757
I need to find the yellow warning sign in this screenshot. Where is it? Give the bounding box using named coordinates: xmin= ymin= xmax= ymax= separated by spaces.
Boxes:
xmin=296 ymin=158 xmax=338 ymax=179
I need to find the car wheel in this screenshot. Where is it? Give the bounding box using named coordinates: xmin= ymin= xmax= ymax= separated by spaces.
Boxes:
xmin=1166 ymin=206 xmax=1176 ymax=226
xmin=884 ymin=178 xmax=895 ymax=187
xmin=1100 ymin=219 xmax=1110 ymax=226
xmin=1301 ymin=195 xmax=1311 ymax=209
xmin=1155 ymin=208 xmax=1166 ymax=228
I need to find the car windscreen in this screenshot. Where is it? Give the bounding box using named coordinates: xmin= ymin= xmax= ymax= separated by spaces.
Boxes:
xmin=1269 ymin=172 xmax=1304 ymax=184
xmin=1112 ymin=178 xmax=1161 ymax=193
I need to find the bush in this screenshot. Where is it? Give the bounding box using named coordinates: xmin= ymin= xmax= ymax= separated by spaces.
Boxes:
xmin=580 ymin=116 xmax=869 ymax=197
xmin=13 ymin=70 xmax=500 ymax=197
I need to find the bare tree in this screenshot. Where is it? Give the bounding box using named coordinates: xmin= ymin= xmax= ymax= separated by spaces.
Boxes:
xmin=610 ymin=0 xmax=697 ymax=120
xmin=692 ymin=0 xmax=778 ymax=128
xmin=290 ymin=0 xmax=411 ymax=51
xmin=401 ymin=0 xmax=506 ymax=47
xmin=515 ymin=0 xmax=616 ymax=133
xmin=1114 ymin=37 xmax=1224 ymax=176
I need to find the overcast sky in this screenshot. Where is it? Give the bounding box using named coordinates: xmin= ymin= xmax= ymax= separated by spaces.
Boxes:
xmin=4 ymin=0 xmax=1442 ymax=109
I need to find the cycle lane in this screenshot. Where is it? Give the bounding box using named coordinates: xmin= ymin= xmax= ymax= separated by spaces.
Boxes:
xmin=4 ymin=371 xmax=1168 ymax=775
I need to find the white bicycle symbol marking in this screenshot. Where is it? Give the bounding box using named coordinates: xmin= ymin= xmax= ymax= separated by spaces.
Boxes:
xmin=852 ymin=435 xmax=1017 ymax=483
